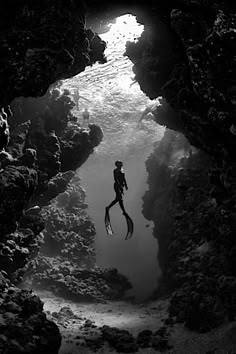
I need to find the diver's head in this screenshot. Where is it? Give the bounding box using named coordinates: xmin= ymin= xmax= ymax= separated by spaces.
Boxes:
xmin=115 ymin=160 xmax=123 ymax=168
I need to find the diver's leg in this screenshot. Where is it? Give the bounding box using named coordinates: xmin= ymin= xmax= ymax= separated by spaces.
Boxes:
xmin=106 ymin=198 xmax=118 ymax=211
xmin=117 ymin=188 xmax=126 ymax=214
xmin=107 ymin=185 xmax=120 ymax=211
xmin=118 ymin=199 xmax=126 ymax=214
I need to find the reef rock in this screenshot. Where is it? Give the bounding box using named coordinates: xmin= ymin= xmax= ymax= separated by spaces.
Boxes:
xmin=0 ymin=3 xmax=106 ymax=351
xmin=7 ymin=121 xmax=31 ymax=158
xmin=143 ymin=130 xmax=236 ymax=331
xmin=25 ymin=175 xmax=132 ymax=302
xmin=0 ymin=112 xmax=10 ymax=151
xmin=0 ymin=0 xmax=234 ymax=350
xmin=0 ymin=286 xmax=61 ymax=354
xmin=0 ymin=0 xmax=106 ymax=105
xmin=125 ymin=1 xmax=236 ymax=161
xmin=60 ymin=123 xmax=103 ymax=171
xmin=0 ymin=165 xmax=37 ymax=235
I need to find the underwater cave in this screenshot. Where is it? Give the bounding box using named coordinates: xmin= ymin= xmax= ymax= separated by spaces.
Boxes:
xmin=0 ymin=1 xmax=235 ymax=353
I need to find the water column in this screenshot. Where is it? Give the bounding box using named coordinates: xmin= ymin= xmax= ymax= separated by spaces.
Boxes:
xmin=62 ymin=14 xmax=165 ymax=300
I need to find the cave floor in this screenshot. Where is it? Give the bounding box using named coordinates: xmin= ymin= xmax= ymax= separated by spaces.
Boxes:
xmin=37 ymin=290 xmax=236 ymax=354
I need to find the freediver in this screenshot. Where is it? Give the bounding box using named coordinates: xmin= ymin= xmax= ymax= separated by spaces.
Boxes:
xmin=106 ymin=160 xmax=128 ymax=214
xmin=73 ymin=88 xmax=91 ymax=111
xmin=105 ymin=161 xmax=134 ymax=239
xmin=82 ymin=107 xmax=90 ymax=127
xmin=138 ymin=106 xmax=155 ymax=128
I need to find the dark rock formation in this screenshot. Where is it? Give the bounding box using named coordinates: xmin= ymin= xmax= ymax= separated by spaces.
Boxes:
xmin=0 ymin=89 xmax=103 ymax=281
xmin=35 ymin=176 xmax=97 ymax=268
xmin=0 ymin=91 xmax=103 ymax=352
xmin=107 ymin=0 xmax=236 ymax=335
xmin=86 ymin=9 xmax=236 ymax=333
xmin=0 ymin=2 xmax=106 ymax=350
xmin=10 ymin=89 xmax=103 ymax=203
xmin=143 ymin=130 xmax=236 ymax=332
xmin=25 ymin=175 xmax=132 ymax=302
xmin=102 ymin=326 xmax=139 ymax=353
xmin=59 ymin=123 xmax=103 ymax=172
xmin=0 ymin=112 xmax=10 ymax=151
xmin=0 ymin=283 xmax=61 ymax=354
xmin=0 ymin=0 xmax=234 ymax=350
xmin=0 ymin=0 xmax=106 ymax=105
xmin=125 ymin=1 xmax=236 ymax=161
xmin=0 ymin=165 xmax=37 ymax=235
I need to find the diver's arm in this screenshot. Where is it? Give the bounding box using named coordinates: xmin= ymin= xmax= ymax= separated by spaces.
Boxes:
xmin=114 ymin=170 xmax=123 ymax=190
xmin=123 ymin=175 xmax=128 ymax=190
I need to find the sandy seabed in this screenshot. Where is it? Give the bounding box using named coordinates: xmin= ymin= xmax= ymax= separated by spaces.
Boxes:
xmin=37 ymin=290 xmax=236 ymax=354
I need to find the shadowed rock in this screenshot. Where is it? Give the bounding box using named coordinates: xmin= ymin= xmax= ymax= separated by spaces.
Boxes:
xmin=0 ymin=165 xmax=38 ymax=235
xmin=0 ymin=0 xmax=106 ymax=105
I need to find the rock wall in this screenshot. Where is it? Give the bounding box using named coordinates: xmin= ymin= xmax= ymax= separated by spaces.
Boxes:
xmin=0 ymin=1 xmax=106 ymax=348
xmin=0 ymin=0 xmax=106 ymax=105
xmin=0 ymin=88 xmax=103 ymax=279
xmin=121 ymin=0 xmax=236 ymax=333
xmin=0 ymin=93 xmax=103 ymax=352
xmin=86 ymin=0 xmax=236 ymax=333
xmin=0 ymin=0 xmax=235 ymax=349
xmin=25 ymin=175 xmax=132 ymax=302
xmin=125 ymin=0 xmax=236 ymax=161
xmin=143 ymin=130 xmax=236 ymax=332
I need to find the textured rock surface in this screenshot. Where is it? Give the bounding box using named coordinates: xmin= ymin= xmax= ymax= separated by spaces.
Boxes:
xmin=143 ymin=130 xmax=236 ymax=332
xmin=0 ymin=165 xmax=37 ymax=235
xmin=10 ymin=89 xmax=103 ymax=203
xmin=0 ymin=2 xmax=105 ymax=351
xmin=25 ymin=175 xmax=132 ymax=302
xmin=0 ymin=0 xmax=106 ymax=105
xmin=0 ymin=0 xmax=234 ymax=350
xmin=106 ymin=0 xmax=236 ymax=335
xmin=125 ymin=1 xmax=236 ymax=161
xmin=0 ymin=281 xmax=61 ymax=354
xmin=0 ymin=89 xmax=103 ymax=281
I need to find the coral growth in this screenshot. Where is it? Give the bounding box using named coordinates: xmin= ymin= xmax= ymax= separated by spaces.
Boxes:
xmin=144 ymin=130 xmax=236 ymax=331
xmin=0 ymin=0 xmax=106 ymax=104
xmin=0 ymin=278 xmax=61 ymax=354
xmin=0 ymin=0 xmax=235 ymax=350
xmin=125 ymin=2 xmax=236 ymax=160
xmin=0 ymin=4 xmax=105 ymax=347
xmin=25 ymin=175 xmax=132 ymax=302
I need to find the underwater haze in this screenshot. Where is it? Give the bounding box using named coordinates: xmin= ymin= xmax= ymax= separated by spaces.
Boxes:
xmin=62 ymin=14 xmax=165 ymax=300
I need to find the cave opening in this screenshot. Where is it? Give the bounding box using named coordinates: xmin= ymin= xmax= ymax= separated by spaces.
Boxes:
xmin=1 ymin=1 xmax=236 ymax=353
xmin=60 ymin=13 xmax=165 ymax=301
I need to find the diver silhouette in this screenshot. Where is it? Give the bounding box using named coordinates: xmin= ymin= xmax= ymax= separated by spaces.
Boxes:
xmin=82 ymin=108 xmax=90 ymax=127
xmin=105 ymin=161 xmax=134 ymax=239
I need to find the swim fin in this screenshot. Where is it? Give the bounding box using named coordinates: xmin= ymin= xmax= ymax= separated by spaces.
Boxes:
xmin=123 ymin=212 xmax=134 ymax=239
xmin=105 ymin=208 xmax=114 ymax=236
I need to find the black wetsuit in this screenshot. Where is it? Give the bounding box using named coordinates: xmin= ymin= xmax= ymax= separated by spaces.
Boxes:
xmin=114 ymin=168 xmax=127 ymax=200
xmin=82 ymin=110 xmax=89 ymax=124
xmin=107 ymin=167 xmax=128 ymax=213
xmin=105 ymin=165 xmax=134 ymax=238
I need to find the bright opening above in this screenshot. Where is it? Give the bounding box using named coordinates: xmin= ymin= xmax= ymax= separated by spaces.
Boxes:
xmin=61 ymin=14 xmax=164 ymax=300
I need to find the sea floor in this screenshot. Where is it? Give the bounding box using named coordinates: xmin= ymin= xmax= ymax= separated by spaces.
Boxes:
xmin=38 ymin=290 xmax=236 ymax=354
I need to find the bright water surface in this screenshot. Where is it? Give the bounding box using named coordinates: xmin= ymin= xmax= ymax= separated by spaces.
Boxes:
xmin=62 ymin=15 xmax=165 ymax=300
